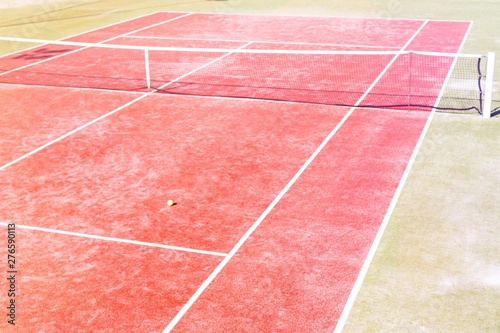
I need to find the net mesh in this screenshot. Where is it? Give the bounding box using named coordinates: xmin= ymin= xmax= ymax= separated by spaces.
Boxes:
xmin=0 ymin=37 xmax=489 ymax=114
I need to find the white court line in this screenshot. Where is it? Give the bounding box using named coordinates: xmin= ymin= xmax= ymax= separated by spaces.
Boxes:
xmin=0 ymin=222 xmax=227 ymax=257
xmin=123 ymin=35 xmax=401 ymax=50
xmin=332 ymin=20 xmax=478 ymax=333
xmin=0 ymin=12 xmax=193 ymax=77
xmin=102 ymin=13 xmax=193 ymax=42
xmin=175 ymin=11 xmax=474 ymax=23
xmin=160 ymin=10 xmax=428 ymax=22
xmin=0 ymin=11 xmax=165 ymax=59
xmin=160 ymin=18 xmax=431 ymax=333
xmin=63 ymin=11 xmax=166 ymax=41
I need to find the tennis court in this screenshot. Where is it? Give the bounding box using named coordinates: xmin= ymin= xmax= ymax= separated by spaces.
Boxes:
xmin=0 ymin=10 xmax=496 ymax=332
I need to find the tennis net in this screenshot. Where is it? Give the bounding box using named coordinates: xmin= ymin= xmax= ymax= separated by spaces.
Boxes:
xmin=0 ymin=36 xmax=495 ymax=117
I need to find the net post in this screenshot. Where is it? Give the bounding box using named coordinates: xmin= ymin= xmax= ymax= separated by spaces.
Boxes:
xmin=145 ymin=49 xmax=151 ymax=90
xmin=483 ymin=51 xmax=495 ymax=118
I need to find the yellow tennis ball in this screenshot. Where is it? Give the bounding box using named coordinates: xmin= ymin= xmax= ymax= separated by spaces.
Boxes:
xmin=167 ymin=200 xmax=174 ymax=206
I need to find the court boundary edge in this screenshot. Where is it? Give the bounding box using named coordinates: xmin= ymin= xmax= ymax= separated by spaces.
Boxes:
xmin=333 ymin=20 xmax=475 ymax=333
xmin=156 ymin=10 xmax=473 ymax=23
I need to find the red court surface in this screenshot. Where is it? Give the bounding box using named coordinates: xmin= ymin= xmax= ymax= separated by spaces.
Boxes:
xmin=0 ymin=12 xmax=471 ymax=332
